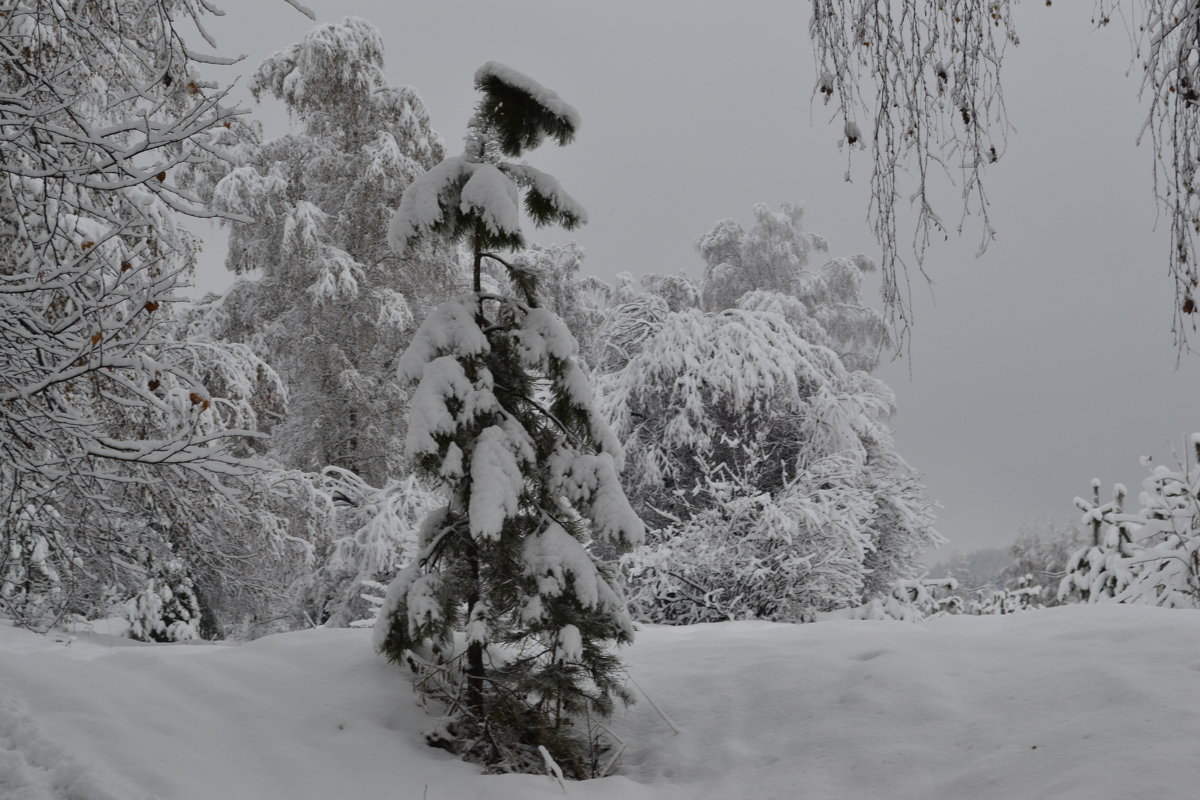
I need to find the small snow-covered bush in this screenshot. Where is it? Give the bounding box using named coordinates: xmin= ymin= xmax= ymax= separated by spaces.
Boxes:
xmin=124 ymin=560 xmax=201 ymax=643
xmin=850 ymin=576 xmax=961 ymax=621
xmin=348 ymin=581 xmax=387 ymax=629
xmin=969 ymin=575 xmax=1043 ymax=616
xmin=1 ymin=506 xmax=69 ymax=628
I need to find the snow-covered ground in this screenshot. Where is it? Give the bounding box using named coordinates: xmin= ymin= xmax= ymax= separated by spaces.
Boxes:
xmin=2 ymin=605 xmax=1198 ymax=800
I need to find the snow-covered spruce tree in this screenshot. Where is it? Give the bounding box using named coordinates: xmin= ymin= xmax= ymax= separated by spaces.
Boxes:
xmin=1062 ymin=442 xmax=1200 ymax=609
xmin=123 ymin=557 xmax=201 ymax=643
xmin=374 ymin=63 xmax=643 ymax=777
xmin=1116 ymin=446 xmax=1200 ymax=608
xmin=1059 ymin=481 xmax=1137 ymax=604
xmin=0 ymin=0 xmax=315 ymax=629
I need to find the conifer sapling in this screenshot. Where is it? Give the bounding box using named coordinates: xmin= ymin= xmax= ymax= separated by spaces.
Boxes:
xmin=374 ymin=62 xmax=644 ymax=777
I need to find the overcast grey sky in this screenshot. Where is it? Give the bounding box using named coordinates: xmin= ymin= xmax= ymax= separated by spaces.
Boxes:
xmin=194 ymin=0 xmax=1200 ymax=558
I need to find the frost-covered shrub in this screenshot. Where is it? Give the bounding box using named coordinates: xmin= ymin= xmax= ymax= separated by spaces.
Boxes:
xmin=297 ymin=469 xmax=439 ymax=627
xmin=851 ymin=576 xmax=961 ymax=621
xmin=624 ymin=451 xmax=871 ymax=623
xmin=601 ymin=307 xmax=864 ymax=517
xmin=602 ymin=301 xmax=939 ymax=620
xmin=601 ymin=201 xmax=938 ymax=621
xmin=969 ymin=575 xmax=1044 ymax=616
xmin=0 ymin=506 xmax=69 ymax=627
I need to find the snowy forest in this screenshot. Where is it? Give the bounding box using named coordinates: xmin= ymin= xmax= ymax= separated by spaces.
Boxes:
xmin=3 ymin=2 xmax=1200 ymax=798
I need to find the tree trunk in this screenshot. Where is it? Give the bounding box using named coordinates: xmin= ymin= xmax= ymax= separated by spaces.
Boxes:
xmin=464 ymin=539 xmax=485 ymax=716
xmin=466 ymin=229 xmax=486 ymax=715
xmin=473 ymin=231 xmax=483 ymax=294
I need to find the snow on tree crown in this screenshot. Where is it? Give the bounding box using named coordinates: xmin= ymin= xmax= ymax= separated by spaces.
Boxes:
xmin=472 ymin=61 xmax=581 ymax=157
xmin=389 ymin=63 xmax=586 ymax=255
xmin=252 ymin=17 xmax=387 ymax=111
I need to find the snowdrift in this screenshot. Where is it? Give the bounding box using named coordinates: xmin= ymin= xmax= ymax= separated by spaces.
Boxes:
xmin=2 ymin=605 xmax=1198 ymax=799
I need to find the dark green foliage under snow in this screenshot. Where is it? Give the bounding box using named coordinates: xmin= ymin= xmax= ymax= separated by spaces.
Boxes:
xmin=376 ymin=63 xmax=643 ymax=777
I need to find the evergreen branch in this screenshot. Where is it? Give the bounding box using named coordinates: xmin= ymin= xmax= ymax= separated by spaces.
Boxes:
xmin=491 ymin=388 xmax=584 ymax=450
xmin=480 ymin=252 xmax=516 ymax=271
xmin=418 ymin=517 xmax=467 ymax=567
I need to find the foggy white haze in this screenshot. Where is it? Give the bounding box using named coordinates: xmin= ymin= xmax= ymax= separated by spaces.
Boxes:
xmin=193 ymin=0 xmax=1200 ymax=558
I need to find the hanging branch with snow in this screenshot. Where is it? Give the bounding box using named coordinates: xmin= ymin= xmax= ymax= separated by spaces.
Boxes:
xmin=810 ymin=1 xmax=1200 ymax=349
xmin=809 ymin=1 xmax=1015 ymax=344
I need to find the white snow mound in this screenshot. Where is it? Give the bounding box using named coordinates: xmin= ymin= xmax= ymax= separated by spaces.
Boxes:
xmin=1 ymin=605 xmax=1198 ymax=799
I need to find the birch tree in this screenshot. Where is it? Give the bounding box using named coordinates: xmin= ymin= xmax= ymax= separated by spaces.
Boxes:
xmin=197 ymin=16 xmax=452 ymax=487
xmin=605 ymin=304 xmax=939 ymax=621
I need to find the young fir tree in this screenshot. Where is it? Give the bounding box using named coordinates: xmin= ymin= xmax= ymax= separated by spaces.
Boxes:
xmin=373 ymin=63 xmax=643 ymax=777
xmin=1059 ymin=480 xmax=1137 ymax=604
xmin=123 ymin=557 xmax=202 ymax=643
xmin=1061 ymin=442 xmax=1200 ymax=609
xmin=1118 ymin=445 xmax=1200 ymax=608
